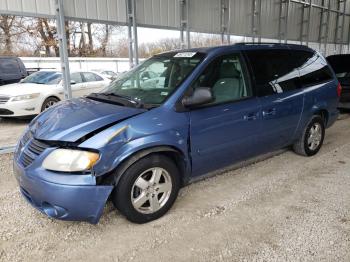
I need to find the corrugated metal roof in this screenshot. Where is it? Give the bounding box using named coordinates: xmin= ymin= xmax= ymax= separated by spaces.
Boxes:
xmin=0 ymin=0 xmax=349 ymax=44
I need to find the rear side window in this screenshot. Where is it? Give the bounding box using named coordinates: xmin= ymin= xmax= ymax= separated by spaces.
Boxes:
xmin=245 ymin=49 xmax=299 ymax=96
xmin=0 ymin=58 xmax=20 ymax=74
xmin=294 ymin=51 xmax=333 ymax=87
xmin=70 ymin=73 xmax=83 ymax=83
xmin=82 ymin=72 xmax=102 ymax=82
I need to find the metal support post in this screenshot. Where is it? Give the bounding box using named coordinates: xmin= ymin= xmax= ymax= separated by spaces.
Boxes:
xmin=339 ymin=0 xmax=347 ymax=53
xmin=227 ymin=0 xmax=231 ymax=44
xmin=180 ymin=0 xmax=190 ymax=49
xmin=299 ymin=0 xmax=311 ymax=45
xmin=305 ymin=0 xmax=312 ymax=45
xmin=126 ymin=0 xmax=139 ymax=68
xmin=186 ymin=0 xmax=190 ymax=48
xmin=318 ymin=0 xmax=325 ymax=52
xmin=333 ymin=0 xmax=341 ymax=53
xmin=55 ymin=0 xmax=72 ymax=99
xmin=323 ymin=0 xmax=331 ymax=55
xmin=220 ymin=0 xmax=229 ymax=45
xmin=278 ymin=0 xmax=290 ymax=43
xmin=251 ymin=0 xmax=262 ymax=42
xmin=283 ymin=0 xmax=290 ymax=43
xmin=132 ymin=0 xmax=139 ymax=64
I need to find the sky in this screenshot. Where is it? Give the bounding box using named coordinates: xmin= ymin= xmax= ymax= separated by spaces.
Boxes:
xmin=137 ymin=27 xmax=179 ymax=43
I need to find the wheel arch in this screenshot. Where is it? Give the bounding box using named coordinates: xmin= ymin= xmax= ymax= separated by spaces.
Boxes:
xmin=43 ymin=95 xmax=61 ymax=102
xmin=99 ymin=145 xmax=190 ymax=188
xmin=41 ymin=95 xmax=61 ymax=112
xmin=314 ymin=109 xmax=329 ymax=126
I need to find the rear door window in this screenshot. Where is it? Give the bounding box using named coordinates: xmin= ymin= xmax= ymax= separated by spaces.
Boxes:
xmin=244 ymin=49 xmax=299 ymax=96
xmin=294 ymin=51 xmax=333 ymax=87
xmin=82 ymin=72 xmax=101 ymax=82
xmin=70 ymin=73 xmax=83 ymax=83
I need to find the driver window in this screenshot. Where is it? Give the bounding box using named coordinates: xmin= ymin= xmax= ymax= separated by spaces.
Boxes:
xmin=192 ymin=54 xmax=251 ymax=104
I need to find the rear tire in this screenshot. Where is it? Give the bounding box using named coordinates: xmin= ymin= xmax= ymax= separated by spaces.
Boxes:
xmin=112 ymin=154 xmax=180 ymax=223
xmin=293 ymin=115 xmax=325 ymax=156
xmin=41 ymin=97 xmax=60 ymax=112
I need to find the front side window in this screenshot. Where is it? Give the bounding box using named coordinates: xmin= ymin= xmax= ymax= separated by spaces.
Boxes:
xmin=190 ymin=54 xmax=251 ymax=105
xmin=245 ymin=49 xmax=299 ymax=96
xmin=99 ymin=52 xmax=205 ymax=106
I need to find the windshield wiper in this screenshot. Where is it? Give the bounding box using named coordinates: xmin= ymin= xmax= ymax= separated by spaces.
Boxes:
xmin=104 ymin=92 xmax=145 ymax=108
xmin=87 ymin=93 xmax=144 ymax=108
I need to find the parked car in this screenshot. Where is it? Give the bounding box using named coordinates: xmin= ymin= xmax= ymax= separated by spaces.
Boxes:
xmin=0 ymin=70 xmax=110 ymax=117
xmin=92 ymin=69 xmax=118 ymax=80
xmin=0 ymin=56 xmax=28 ymax=85
xmin=327 ymin=54 xmax=350 ymax=109
xmin=13 ymin=44 xmax=339 ymax=224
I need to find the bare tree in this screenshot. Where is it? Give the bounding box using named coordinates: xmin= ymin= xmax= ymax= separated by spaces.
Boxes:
xmin=0 ymin=15 xmax=27 ymax=55
xmin=101 ymin=24 xmax=110 ymax=56
xmin=87 ymin=22 xmax=93 ymax=53
xmin=35 ymin=18 xmax=59 ymax=56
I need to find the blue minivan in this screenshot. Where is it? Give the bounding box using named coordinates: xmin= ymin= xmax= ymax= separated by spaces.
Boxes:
xmin=13 ymin=44 xmax=340 ymax=224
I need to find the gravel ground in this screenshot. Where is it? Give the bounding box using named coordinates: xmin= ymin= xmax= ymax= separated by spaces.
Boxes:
xmin=0 ymin=115 xmax=350 ymax=262
xmin=0 ymin=118 xmax=29 ymax=147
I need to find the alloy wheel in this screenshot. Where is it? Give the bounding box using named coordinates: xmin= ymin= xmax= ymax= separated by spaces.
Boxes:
xmin=131 ymin=167 xmax=172 ymax=214
xmin=307 ymin=123 xmax=322 ymax=151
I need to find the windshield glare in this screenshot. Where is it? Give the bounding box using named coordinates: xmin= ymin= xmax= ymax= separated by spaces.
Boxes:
xmin=101 ymin=52 xmax=205 ymax=106
xmin=22 ymin=71 xmax=62 ymax=85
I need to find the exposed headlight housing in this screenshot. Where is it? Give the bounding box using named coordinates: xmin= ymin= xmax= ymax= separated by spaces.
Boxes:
xmin=42 ymin=149 xmax=100 ymax=172
xmin=11 ymin=93 xmax=40 ymax=102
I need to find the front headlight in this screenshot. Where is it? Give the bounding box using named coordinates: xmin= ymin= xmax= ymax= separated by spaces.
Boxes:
xmin=42 ymin=149 xmax=100 ymax=172
xmin=11 ymin=93 xmax=40 ymax=102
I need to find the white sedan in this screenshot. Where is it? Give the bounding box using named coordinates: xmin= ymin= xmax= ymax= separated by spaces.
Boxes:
xmin=0 ymin=70 xmax=111 ymax=117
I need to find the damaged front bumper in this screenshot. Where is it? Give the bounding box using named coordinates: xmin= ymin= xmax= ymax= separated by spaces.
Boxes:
xmin=13 ymin=159 xmax=113 ymax=224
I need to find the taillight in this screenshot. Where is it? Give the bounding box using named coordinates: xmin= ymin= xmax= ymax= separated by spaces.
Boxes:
xmin=337 ymin=82 xmax=342 ymax=97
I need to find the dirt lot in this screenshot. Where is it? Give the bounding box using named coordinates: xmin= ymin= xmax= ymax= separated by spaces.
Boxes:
xmin=0 ymin=115 xmax=350 ymax=262
xmin=0 ymin=118 xmax=29 ymax=148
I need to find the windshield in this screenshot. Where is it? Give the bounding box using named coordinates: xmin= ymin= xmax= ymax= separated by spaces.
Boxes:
xmin=99 ymin=52 xmax=205 ymax=106
xmin=22 ymin=71 xmax=62 ymax=85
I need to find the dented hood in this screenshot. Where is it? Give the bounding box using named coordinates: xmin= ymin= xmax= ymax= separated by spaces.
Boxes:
xmin=30 ymin=97 xmax=146 ymax=142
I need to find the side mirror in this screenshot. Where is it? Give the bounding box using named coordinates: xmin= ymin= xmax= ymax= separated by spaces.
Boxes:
xmin=182 ymin=87 xmax=214 ymax=107
xmin=70 ymin=80 xmax=76 ymax=85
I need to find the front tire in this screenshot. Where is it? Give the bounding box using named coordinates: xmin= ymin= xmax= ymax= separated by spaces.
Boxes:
xmin=112 ymin=154 xmax=180 ymax=223
xmin=293 ymin=115 xmax=325 ymax=156
xmin=41 ymin=97 xmax=60 ymax=112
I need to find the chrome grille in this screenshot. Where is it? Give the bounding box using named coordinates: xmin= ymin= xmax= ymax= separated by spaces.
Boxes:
xmin=19 ymin=139 xmax=50 ymax=168
xmin=0 ymin=96 xmax=10 ymax=104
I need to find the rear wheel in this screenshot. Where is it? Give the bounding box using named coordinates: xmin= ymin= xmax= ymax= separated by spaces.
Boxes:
xmin=293 ymin=115 xmax=325 ymax=156
xmin=112 ymin=154 xmax=180 ymax=223
xmin=41 ymin=97 xmax=60 ymax=112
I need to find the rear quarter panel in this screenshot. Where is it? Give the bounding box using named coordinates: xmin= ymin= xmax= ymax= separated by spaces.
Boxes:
xmin=295 ymin=79 xmax=339 ymax=138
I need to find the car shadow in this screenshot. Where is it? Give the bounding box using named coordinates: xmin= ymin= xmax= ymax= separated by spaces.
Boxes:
xmin=0 ymin=117 xmax=33 ymax=125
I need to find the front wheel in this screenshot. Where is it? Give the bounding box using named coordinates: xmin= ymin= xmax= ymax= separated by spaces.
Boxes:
xmin=41 ymin=97 xmax=60 ymax=112
xmin=293 ymin=115 xmax=325 ymax=156
xmin=112 ymin=154 xmax=180 ymax=223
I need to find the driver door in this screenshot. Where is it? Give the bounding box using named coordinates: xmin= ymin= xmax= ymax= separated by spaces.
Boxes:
xmin=188 ymin=53 xmax=262 ymax=177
